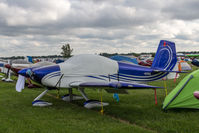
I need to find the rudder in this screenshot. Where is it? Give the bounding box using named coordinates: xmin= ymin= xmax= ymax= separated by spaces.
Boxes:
xmin=151 ymin=40 xmax=177 ymax=70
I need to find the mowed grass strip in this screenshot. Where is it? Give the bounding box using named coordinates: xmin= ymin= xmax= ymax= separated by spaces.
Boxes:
xmin=0 ymin=65 xmax=199 ymax=133
xmin=99 ymin=65 xmax=199 ymax=133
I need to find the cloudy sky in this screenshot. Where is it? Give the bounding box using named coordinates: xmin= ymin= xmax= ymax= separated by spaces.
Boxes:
xmin=0 ymin=0 xmax=199 ymax=57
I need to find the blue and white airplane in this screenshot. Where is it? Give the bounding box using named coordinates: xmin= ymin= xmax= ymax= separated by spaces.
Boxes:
xmin=17 ymin=40 xmax=178 ymax=108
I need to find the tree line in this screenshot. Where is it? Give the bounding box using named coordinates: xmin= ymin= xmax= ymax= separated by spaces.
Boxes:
xmin=1 ymin=43 xmax=199 ymax=60
xmin=0 ymin=44 xmax=73 ymax=60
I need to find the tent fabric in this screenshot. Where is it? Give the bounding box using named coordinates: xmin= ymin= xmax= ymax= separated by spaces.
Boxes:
xmin=54 ymin=59 xmax=65 ymax=64
xmin=163 ymin=69 xmax=199 ymax=110
xmin=179 ymin=60 xmax=192 ymax=71
xmin=186 ymin=54 xmax=199 ymax=57
xmin=166 ymin=60 xmax=191 ymax=80
xmin=166 ymin=63 xmax=179 ymax=79
xmin=110 ymin=55 xmax=138 ymax=65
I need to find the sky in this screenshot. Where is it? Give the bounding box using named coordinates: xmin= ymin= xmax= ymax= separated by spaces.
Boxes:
xmin=0 ymin=0 xmax=199 ymax=57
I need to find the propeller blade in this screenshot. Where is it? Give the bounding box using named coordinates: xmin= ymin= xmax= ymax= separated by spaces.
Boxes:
xmin=16 ymin=75 xmax=25 ymax=92
xmin=6 ymin=68 xmax=10 ymax=79
xmin=4 ymin=64 xmax=12 ymax=79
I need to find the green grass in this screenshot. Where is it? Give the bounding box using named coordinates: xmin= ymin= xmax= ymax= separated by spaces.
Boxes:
xmin=0 ymin=78 xmax=153 ymax=133
xmin=0 ymin=66 xmax=199 ymax=133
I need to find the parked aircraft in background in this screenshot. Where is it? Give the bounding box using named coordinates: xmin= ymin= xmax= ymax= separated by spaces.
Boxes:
xmin=0 ymin=58 xmax=55 ymax=87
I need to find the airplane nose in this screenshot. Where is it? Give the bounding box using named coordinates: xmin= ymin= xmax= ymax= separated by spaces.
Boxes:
xmin=18 ymin=68 xmax=32 ymax=77
xmin=31 ymin=65 xmax=61 ymax=83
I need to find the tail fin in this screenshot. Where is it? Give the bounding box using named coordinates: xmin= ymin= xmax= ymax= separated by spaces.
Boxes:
xmin=27 ymin=56 xmax=33 ymax=63
xmin=151 ymin=40 xmax=177 ymax=70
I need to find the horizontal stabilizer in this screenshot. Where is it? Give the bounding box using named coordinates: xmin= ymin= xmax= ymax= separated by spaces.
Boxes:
xmin=153 ymin=68 xmax=187 ymax=73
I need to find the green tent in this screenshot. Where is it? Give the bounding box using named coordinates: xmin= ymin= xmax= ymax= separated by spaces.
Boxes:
xmin=163 ymin=69 xmax=199 ymax=110
xmin=186 ymin=54 xmax=199 ymax=57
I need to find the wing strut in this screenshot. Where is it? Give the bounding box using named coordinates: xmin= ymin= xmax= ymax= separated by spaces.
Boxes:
xmin=78 ymin=88 xmax=89 ymax=101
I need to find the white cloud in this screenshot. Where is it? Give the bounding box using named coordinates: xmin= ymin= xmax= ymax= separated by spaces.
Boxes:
xmin=0 ymin=0 xmax=199 ymax=57
xmin=0 ymin=0 xmax=70 ymax=26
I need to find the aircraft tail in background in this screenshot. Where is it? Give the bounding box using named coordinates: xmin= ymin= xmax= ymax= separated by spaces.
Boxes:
xmin=27 ymin=56 xmax=33 ymax=63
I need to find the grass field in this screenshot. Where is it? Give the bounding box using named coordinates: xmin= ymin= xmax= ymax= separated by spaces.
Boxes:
xmin=0 ymin=66 xmax=199 ymax=133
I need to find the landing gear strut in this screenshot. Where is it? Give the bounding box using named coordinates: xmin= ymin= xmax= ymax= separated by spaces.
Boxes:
xmin=62 ymin=88 xmax=84 ymax=102
xmin=78 ymin=88 xmax=109 ymax=109
xmin=32 ymin=89 xmax=52 ymax=107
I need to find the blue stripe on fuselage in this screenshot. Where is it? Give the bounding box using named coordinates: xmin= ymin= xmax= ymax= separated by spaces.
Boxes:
xmin=118 ymin=62 xmax=154 ymax=76
xmin=32 ymin=65 xmax=60 ymax=83
xmin=118 ymin=62 xmax=168 ymax=81
xmin=43 ymin=71 xmax=61 ymax=80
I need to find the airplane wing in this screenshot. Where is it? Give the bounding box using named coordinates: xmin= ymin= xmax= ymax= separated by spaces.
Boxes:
xmin=69 ymin=81 xmax=162 ymax=89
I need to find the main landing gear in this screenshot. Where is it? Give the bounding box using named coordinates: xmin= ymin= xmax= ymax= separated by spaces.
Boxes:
xmin=79 ymin=88 xmax=109 ymax=109
xmin=32 ymin=88 xmax=109 ymax=108
xmin=62 ymin=88 xmax=109 ymax=109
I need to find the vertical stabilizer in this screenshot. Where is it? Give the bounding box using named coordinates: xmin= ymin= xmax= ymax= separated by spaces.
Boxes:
xmin=151 ymin=40 xmax=177 ymax=70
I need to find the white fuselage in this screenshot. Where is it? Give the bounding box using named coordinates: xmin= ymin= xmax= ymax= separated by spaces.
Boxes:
xmin=41 ymin=54 xmax=119 ymax=88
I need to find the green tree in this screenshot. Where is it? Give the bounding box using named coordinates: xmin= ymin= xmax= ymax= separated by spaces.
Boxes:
xmin=61 ymin=44 xmax=73 ymax=58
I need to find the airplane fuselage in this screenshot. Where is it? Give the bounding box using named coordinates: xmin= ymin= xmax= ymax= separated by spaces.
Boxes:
xmin=27 ymin=54 xmax=168 ymax=88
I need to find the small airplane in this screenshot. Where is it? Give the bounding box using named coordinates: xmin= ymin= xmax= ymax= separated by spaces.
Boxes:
xmin=0 ymin=61 xmax=6 ymax=78
xmin=0 ymin=60 xmax=14 ymax=82
xmin=0 ymin=58 xmax=36 ymax=81
xmin=1 ymin=57 xmax=54 ymax=87
xmin=4 ymin=61 xmax=54 ymax=87
xmin=0 ymin=58 xmax=33 ymax=82
xmin=16 ymin=40 xmax=178 ymax=108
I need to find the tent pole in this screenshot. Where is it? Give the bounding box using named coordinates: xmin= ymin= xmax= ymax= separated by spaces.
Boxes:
xmin=164 ymin=79 xmax=168 ymax=96
xmin=154 ymin=88 xmax=157 ymax=105
xmin=174 ymin=73 xmax=178 ymax=83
